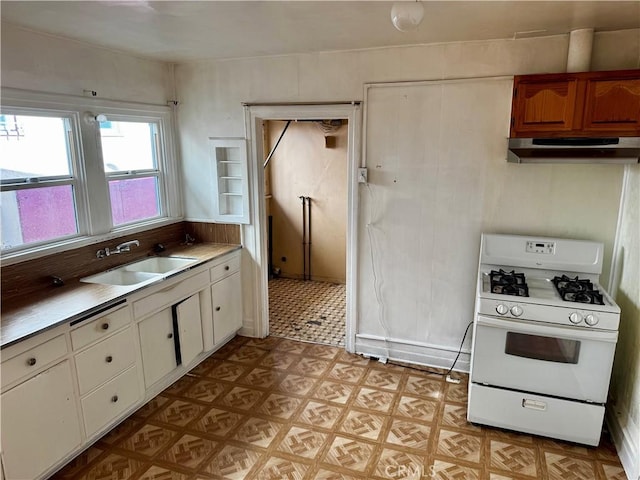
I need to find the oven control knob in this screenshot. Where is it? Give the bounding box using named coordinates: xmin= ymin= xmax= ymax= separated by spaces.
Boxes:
xmin=569 ymin=312 xmax=583 ymax=324
xmin=585 ymin=314 xmax=599 ymax=326
xmin=496 ymin=304 xmax=509 ymax=315
xmin=510 ymin=305 xmax=523 ymax=317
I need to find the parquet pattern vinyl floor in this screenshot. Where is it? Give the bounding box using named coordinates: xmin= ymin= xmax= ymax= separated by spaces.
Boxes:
xmin=53 ymin=336 xmax=627 ymax=480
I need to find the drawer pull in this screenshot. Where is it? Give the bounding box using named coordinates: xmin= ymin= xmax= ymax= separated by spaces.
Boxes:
xmin=26 ymin=357 xmax=37 ymax=367
xmin=101 ymin=323 xmax=109 ymax=330
xmin=111 ymin=395 xmax=119 ymax=403
xmin=167 ymin=333 xmax=173 ymax=339
xmin=225 ymin=265 xmax=230 ymax=271
xmin=215 ymin=306 xmax=221 ymax=311
xmin=522 ymin=398 xmax=546 ymax=411
xmin=105 ymin=355 xmax=113 ymax=363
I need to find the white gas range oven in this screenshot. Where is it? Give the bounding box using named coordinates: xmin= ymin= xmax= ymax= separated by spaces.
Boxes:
xmin=467 ymin=233 xmax=620 ymax=446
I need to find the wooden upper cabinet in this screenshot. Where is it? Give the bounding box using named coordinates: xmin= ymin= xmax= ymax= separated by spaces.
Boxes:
xmin=512 ymin=77 xmax=581 ymax=134
xmin=510 ymin=69 xmax=640 ymax=138
xmin=583 ymin=74 xmax=640 ymax=134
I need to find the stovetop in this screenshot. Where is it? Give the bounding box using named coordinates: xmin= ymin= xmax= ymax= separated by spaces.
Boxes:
xmin=475 ymin=234 xmax=620 ymax=330
xmin=477 ymin=264 xmax=620 ymax=331
xmin=552 ymin=275 xmax=604 ymax=305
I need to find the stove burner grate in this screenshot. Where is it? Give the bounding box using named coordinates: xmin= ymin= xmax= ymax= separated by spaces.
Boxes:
xmin=490 ymin=269 xmax=529 ymax=297
xmin=552 ymin=275 xmax=605 ymax=305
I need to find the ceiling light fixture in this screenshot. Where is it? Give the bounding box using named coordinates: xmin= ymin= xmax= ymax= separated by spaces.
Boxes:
xmin=390 ymin=1 xmax=424 ymax=32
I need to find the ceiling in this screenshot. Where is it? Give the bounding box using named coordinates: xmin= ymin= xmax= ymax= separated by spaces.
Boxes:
xmin=1 ymin=1 xmax=639 ymax=63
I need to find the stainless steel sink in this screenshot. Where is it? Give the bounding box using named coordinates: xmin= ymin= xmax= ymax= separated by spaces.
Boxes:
xmin=80 ymin=256 xmax=199 ymax=286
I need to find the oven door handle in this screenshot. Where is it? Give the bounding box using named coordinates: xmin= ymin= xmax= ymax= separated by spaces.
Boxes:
xmin=476 ymin=315 xmax=618 ymax=343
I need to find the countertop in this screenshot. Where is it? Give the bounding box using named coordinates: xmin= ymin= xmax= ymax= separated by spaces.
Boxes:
xmin=1 ymin=243 xmax=241 ymax=349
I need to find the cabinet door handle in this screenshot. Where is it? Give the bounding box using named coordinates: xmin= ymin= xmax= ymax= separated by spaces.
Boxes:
xmin=101 ymin=323 xmax=109 ymax=330
xmin=111 ymin=395 xmax=119 ymax=403
xmin=224 ymin=265 xmax=230 ymax=271
xmin=105 ymin=355 xmax=113 ymax=363
xmin=26 ymin=357 xmax=37 ymax=367
xmin=215 ymin=306 xmax=221 ymax=311
xmin=167 ymin=333 xmax=173 ymax=339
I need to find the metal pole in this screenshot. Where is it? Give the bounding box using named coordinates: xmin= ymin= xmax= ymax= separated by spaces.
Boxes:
xmin=264 ymin=120 xmax=291 ymax=169
xmin=299 ymin=195 xmax=306 ymax=280
xmin=306 ymin=197 xmax=312 ymax=282
xmin=268 ymin=215 xmax=273 ymax=279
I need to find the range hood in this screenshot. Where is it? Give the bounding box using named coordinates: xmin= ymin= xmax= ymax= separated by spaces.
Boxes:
xmin=507 ymin=137 xmax=640 ymax=164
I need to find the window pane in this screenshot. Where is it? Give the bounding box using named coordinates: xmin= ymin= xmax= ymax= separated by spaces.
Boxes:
xmin=100 ymin=121 xmax=156 ymax=172
xmin=0 ymin=115 xmax=71 ymax=181
xmin=1 ymin=185 xmax=78 ymax=250
xmin=109 ymin=177 xmax=160 ymax=226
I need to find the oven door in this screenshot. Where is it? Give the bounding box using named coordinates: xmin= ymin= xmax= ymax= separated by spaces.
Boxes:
xmin=471 ymin=315 xmax=617 ymax=403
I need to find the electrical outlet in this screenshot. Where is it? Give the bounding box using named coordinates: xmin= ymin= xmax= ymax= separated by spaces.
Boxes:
xmin=358 ymin=167 xmax=368 ymax=184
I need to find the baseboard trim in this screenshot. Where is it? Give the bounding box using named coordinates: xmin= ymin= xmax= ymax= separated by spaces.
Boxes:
xmin=606 ymin=403 xmax=640 ymax=480
xmin=355 ymin=334 xmax=470 ymax=373
xmin=239 ymin=324 xmax=256 ymax=338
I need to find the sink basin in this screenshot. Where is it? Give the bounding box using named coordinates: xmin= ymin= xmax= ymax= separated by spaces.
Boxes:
xmin=121 ymin=256 xmax=198 ymax=274
xmin=81 ymin=270 xmax=161 ymax=286
xmin=80 ymin=256 xmax=199 ymax=286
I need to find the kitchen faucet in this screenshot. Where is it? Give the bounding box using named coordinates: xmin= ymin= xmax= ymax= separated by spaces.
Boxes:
xmin=96 ymin=239 xmax=140 ymax=258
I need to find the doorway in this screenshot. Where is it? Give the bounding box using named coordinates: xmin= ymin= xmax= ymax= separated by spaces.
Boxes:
xmin=264 ymin=119 xmax=347 ymax=346
xmin=243 ymin=103 xmax=361 ymax=352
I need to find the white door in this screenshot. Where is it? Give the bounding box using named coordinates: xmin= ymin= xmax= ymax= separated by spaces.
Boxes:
xmin=138 ymin=308 xmax=176 ymax=388
xmin=211 ymin=272 xmax=242 ymax=343
xmin=1 ymin=360 xmax=82 ymax=480
xmin=175 ymin=294 xmax=203 ymax=367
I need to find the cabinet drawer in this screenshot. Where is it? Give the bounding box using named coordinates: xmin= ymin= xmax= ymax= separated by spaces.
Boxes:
xmin=133 ymin=270 xmax=209 ymax=319
xmin=210 ymin=253 xmax=240 ymax=283
xmin=1 ymin=334 xmax=67 ymax=389
xmin=71 ymin=306 xmax=131 ymax=350
xmin=75 ymin=327 xmax=136 ymax=395
xmin=468 ymin=383 xmax=604 ymax=446
xmin=81 ymin=365 xmax=140 ymax=438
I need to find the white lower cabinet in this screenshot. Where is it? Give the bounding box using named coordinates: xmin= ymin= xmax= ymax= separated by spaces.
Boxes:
xmin=81 ymin=365 xmax=140 ymax=438
xmin=1 ymin=360 xmax=82 ymax=480
xmin=139 ymin=308 xmax=177 ymax=388
xmin=175 ymin=294 xmax=204 ymax=367
xmin=138 ymin=293 xmax=203 ymax=389
xmin=0 ymin=248 xmax=243 ymax=479
xmin=211 ymin=272 xmax=242 ymax=343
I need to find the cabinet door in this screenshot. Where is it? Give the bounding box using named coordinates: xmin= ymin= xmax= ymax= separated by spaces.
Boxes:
xmin=138 ymin=308 xmax=176 ymax=388
xmin=1 ymin=360 xmax=82 ymax=480
xmin=211 ymin=272 xmax=242 ymax=344
xmin=175 ymin=294 xmax=203 ymax=367
xmin=511 ymin=77 xmax=581 ymax=136
xmin=210 ymin=138 xmax=250 ymax=224
xmin=583 ymin=76 xmax=640 ymax=134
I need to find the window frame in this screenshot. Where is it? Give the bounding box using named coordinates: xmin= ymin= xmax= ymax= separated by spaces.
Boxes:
xmin=0 ymin=88 xmax=182 ymax=265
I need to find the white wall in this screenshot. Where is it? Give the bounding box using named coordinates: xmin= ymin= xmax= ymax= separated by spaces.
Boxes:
xmin=1 ymin=22 xmax=173 ymax=104
xmin=266 ymin=120 xmax=348 ymax=284
xmin=1 ymin=22 xmax=637 ymax=384
xmin=176 ymin=29 xmax=639 ymax=359
xmin=609 ymin=164 xmax=640 ymax=480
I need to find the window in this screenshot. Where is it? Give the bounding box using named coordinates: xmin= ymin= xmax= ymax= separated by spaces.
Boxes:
xmin=0 ymin=114 xmax=79 ymax=250
xmin=0 ymin=90 xmax=181 ymax=260
xmin=100 ymin=120 xmax=162 ymax=226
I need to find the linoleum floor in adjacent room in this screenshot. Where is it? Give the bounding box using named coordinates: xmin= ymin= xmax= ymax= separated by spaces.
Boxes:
xmin=268 ymin=278 xmax=345 ymax=347
xmin=53 ymin=336 xmax=626 ymax=480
